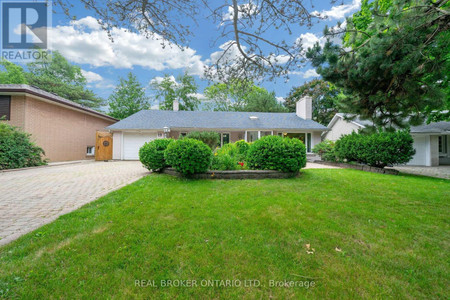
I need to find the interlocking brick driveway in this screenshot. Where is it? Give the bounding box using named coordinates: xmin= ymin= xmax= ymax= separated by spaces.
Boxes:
xmin=0 ymin=161 xmax=148 ymax=246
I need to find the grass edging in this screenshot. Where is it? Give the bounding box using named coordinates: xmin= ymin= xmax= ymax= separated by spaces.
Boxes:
xmin=161 ymin=167 xmax=299 ymax=179
xmin=313 ymin=160 xmax=399 ymax=175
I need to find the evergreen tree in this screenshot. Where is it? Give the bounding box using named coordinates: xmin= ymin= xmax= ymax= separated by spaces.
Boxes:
xmin=108 ymin=73 xmax=150 ymax=119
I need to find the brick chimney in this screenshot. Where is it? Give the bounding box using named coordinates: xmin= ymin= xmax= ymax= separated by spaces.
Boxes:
xmin=173 ymin=99 xmax=179 ymax=111
xmin=296 ymin=96 xmax=312 ymax=120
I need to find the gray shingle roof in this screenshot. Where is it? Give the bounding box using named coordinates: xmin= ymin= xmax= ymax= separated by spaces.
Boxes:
xmin=106 ymin=110 xmax=327 ymax=131
xmin=0 ymin=84 xmax=117 ymax=121
xmin=410 ymin=121 xmax=450 ymax=134
xmin=334 ymin=113 xmax=450 ymax=134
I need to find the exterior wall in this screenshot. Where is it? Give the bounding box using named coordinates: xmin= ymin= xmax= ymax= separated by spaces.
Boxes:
xmin=407 ymin=134 xmax=440 ymax=167
xmin=112 ymin=131 xmax=123 ymax=160
xmin=311 ymin=131 xmax=322 ymax=149
xmin=6 ymin=95 xmax=26 ymax=128
xmin=430 ymin=135 xmax=439 ymax=166
xmin=8 ymin=95 xmax=116 ymax=162
xmin=323 ymin=117 xmax=361 ymax=141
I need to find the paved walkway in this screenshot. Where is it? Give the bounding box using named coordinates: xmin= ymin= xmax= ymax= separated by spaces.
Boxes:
xmin=0 ymin=161 xmax=148 ymax=246
xmin=304 ymin=162 xmax=340 ymax=169
xmin=392 ymin=165 xmax=450 ymax=180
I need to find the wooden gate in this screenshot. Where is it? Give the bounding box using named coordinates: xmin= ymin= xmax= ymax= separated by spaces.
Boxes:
xmin=95 ymin=131 xmax=113 ymax=161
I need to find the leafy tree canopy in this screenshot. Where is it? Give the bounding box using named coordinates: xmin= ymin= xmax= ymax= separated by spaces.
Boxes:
xmin=0 ymin=60 xmax=27 ymax=84
xmin=151 ymin=73 xmax=199 ymax=111
xmin=307 ymin=0 xmax=450 ymax=128
xmin=108 ymin=72 xmax=151 ymax=119
xmin=204 ymin=79 xmax=284 ymax=112
xmin=284 ymin=79 xmax=341 ymax=125
xmin=26 ymin=51 xmax=104 ymax=109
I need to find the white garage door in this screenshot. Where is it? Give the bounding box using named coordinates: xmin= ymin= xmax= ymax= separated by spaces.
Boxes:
xmin=123 ymin=132 xmax=158 ymax=160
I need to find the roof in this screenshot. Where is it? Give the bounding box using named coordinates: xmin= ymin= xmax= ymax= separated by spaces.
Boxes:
xmin=328 ymin=113 xmax=450 ymax=134
xmin=0 ymin=84 xmax=117 ymax=122
xmin=410 ymin=121 xmax=450 ymax=134
xmin=106 ymin=110 xmax=327 ymax=131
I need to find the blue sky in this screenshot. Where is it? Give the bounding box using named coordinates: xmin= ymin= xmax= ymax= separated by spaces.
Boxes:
xmin=24 ymin=0 xmax=361 ymax=105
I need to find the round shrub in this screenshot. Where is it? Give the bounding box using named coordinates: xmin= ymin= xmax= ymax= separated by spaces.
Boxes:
xmin=0 ymin=123 xmax=46 ymax=170
xmin=183 ymin=131 xmax=220 ymax=150
xmin=164 ymin=138 xmax=212 ymax=175
xmin=235 ymin=140 xmax=250 ymax=157
xmin=312 ymin=140 xmax=336 ymax=162
xmin=335 ymin=130 xmax=415 ymax=167
xmin=247 ymin=135 xmax=306 ymax=172
xmin=139 ymin=138 xmax=173 ymax=171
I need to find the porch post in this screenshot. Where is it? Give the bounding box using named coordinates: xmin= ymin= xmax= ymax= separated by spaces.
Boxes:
xmin=244 ymin=131 xmax=247 ymax=142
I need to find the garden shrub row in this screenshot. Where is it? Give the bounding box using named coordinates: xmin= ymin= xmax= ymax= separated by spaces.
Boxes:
xmin=0 ymin=123 xmax=46 ymax=170
xmin=139 ymin=134 xmax=307 ymax=175
xmin=313 ymin=130 xmax=415 ymax=168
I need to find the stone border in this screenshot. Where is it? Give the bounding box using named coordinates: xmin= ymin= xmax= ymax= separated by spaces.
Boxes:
xmin=314 ymin=161 xmax=399 ymax=175
xmin=161 ymin=168 xmax=299 ymax=179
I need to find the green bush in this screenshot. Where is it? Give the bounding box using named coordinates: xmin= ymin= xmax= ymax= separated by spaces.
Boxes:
xmin=139 ymin=138 xmax=173 ymax=171
xmin=0 ymin=123 xmax=46 ymax=170
xmin=211 ymin=143 xmax=243 ymax=171
xmin=335 ymin=130 xmax=415 ymax=168
xmin=235 ymin=140 xmax=250 ymax=158
xmin=312 ymin=140 xmax=336 ymax=162
xmin=164 ymin=138 xmax=212 ymax=175
xmin=247 ymin=135 xmax=306 ymax=172
xmin=184 ymin=131 xmax=220 ymax=150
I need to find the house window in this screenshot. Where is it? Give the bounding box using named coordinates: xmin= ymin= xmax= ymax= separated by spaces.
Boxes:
xmin=86 ymin=146 xmax=95 ymax=156
xmin=439 ymin=136 xmax=448 ymax=154
xmin=307 ymin=133 xmax=312 ymax=152
xmin=278 ymin=132 xmax=283 ymax=137
xmin=246 ymin=131 xmax=259 ymax=142
xmin=180 ymin=132 xmax=187 ymax=137
xmin=0 ymin=96 xmax=11 ymax=120
xmin=260 ymin=131 xmax=272 ymax=137
xmin=221 ymin=133 xmax=230 ymax=146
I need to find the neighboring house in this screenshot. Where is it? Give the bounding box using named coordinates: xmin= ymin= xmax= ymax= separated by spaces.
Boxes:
xmin=324 ymin=113 xmax=450 ymax=166
xmin=107 ymin=96 xmax=327 ymax=160
xmin=0 ymin=84 xmax=117 ymax=162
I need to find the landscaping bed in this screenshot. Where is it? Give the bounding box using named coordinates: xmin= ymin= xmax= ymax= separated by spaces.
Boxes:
xmin=314 ymin=160 xmax=399 ymax=175
xmin=161 ymin=167 xmax=299 ymax=179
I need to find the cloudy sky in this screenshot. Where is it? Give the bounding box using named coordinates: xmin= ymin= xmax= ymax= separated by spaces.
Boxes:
xmin=32 ymin=0 xmax=361 ymax=104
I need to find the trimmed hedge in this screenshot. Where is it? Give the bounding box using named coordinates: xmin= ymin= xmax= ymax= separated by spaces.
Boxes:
xmin=335 ymin=130 xmax=415 ymax=168
xmin=139 ymin=138 xmax=173 ymax=171
xmin=164 ymin=138 xmax=212 ymax=175
xmin=235 ymin=140 xmax=250 ymax=157
xmin=312 ymin=140 xmax=336 ymax=162
xmin=183 ymin=131 xmax=220 ymax=150
xmin=247 ymin=135 xmax=306 ymax=172
xmin=0 ymin=123 xmax=46 ymax=170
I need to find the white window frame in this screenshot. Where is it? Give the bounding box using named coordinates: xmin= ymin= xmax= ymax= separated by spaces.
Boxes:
xmin=221 ymin=132 xmax=231 ymax=147
xmin=86 ymin=146 xmax=95 ymax=156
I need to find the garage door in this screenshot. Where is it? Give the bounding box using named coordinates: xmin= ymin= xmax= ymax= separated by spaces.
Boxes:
xmin=123 ymin=132 xmax=158 ymax=160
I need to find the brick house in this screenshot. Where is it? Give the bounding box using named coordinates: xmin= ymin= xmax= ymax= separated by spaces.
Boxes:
xmin=0 ymin=84 xmax=117 ymax=162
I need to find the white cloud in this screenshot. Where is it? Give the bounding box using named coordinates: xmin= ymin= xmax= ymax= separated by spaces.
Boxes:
xmin=149 ymin=75 xmax=177 ymax=85
xmin=49 ymin=17 xmax=205 ymax=76
xmin=312 ymin=0 xmax=361 ymax=20
xmin=81 ymin=70 xmax=103 ymax=83
xmin=302 ymin=69 xmax=319 ymax=78
xmin=296 ymin=32 xmax=325 ymax=53
xmin=223 ymin=2 xmax=258 ymax=22
xmin=276 ymin=96 xmax=285 ymax=103
xmin=188 ymin=93 xmax=206 ymax=100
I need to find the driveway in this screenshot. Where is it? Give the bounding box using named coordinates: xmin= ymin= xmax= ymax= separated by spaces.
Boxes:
xmin=0 ymin=161 xmax=147 ymax=246
xmin=392 ymin=165 xmax=450 ymax=180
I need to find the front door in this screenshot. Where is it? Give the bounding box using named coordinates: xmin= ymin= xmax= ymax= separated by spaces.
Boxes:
xmin=95 ymin=131 xmax=113 ymax=161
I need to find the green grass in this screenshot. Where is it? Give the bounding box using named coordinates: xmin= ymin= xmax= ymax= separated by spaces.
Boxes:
xmin=0 ymin=170 xmax=449 ymax=299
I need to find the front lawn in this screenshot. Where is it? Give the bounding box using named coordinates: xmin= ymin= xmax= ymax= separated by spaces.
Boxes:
xmin=0 ymin=170 xmax=448 ymax=298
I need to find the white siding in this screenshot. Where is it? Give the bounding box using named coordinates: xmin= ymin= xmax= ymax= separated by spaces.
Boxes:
xmin=112 ymin=132 xmax=122 ymax=160
xmin=311 ymin=131 xmax=322 ymax=148
xmin=123 ymin=132 xmax=158 ymax=160
xmin=408 ymin=135 xmax=429 ymax=166
xmin=323 ymin=118 xmax=361 ymax=141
